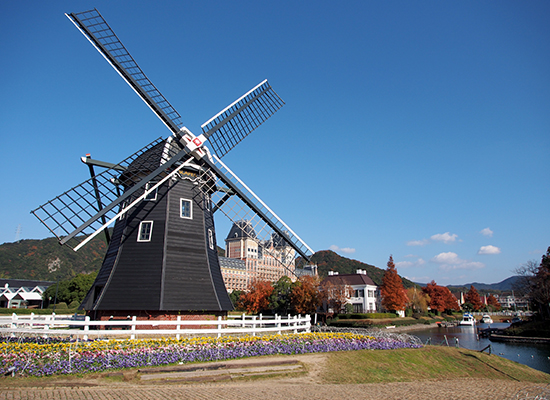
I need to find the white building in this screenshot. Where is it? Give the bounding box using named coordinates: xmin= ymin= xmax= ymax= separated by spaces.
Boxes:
xmin=321 ymin=270 xmax=379 ymax=313
xmin=0 ymin=280 xmax=53 ymax=309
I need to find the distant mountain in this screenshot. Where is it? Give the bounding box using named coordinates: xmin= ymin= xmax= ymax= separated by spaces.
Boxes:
xmin=446 ymin=276 xmax=521 ymax=293
xmin=309 ymin=250 xmax=416 ymax=288
xmin=0 ymin=236 xmax=107 ymax=281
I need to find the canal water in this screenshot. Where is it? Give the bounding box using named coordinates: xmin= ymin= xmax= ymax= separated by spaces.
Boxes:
xmin=405 ymin=323 xmax=550 ymax=375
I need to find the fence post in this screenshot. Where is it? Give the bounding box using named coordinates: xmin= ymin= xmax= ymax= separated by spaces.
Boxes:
xmin=293 ymin=315 xmax=298 ymax=334
xmin=306 ymin=314 xmax=311 ymax=333
xmin=241 ymin=313 xmax=246 ymax=328
xmin=42 ymin=315 xmax=50 ymax=339
xmin=29 ymin=312 xmax=34 ymax=328
xmin=277 ymin=314 xmax=281 ymax=335
xmin=217 ymin=315 xmax=223 ymax=338
xmin=131 ymin=316 xmax=137 ymax=340
xmin=10 ymin=313 xmax=17 ymax=329
xmin=83 ymin=316 xmax=90 ymax=341
xmin=176 ymin=316 xmax=181 ymax=340
xmin=252 ymin=316 xmax=257 ymax=337
xmin=259 ymin=313 xmax=263 ymax=328
xmin=288 ymin=314 xmax=291 ymax=332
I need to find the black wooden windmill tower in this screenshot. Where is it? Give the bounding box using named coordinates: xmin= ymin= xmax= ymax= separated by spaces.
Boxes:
xmin=31 ymin=9 xmax=313 ymax=321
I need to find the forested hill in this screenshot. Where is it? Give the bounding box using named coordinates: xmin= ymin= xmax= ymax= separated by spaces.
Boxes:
xmin=309 ymin=250 xmax=417 ymax=288
xmin=2 ymin=237 xmax=414 ymax=289
xmin=0 ymin=236 xmax=107 ymax=281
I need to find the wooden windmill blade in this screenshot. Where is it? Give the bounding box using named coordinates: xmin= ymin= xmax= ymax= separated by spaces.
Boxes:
xmin=66 ymin=9 xmax=184 ymax=137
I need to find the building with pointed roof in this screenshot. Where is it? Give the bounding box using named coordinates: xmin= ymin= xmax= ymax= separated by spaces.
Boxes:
xmin=321 ymin=270 xmax=380 ymax=313
xmin=221 ymin=220 xmax=317 ymax=292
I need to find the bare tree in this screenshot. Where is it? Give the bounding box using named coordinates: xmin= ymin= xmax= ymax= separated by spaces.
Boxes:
xmin=513 ymin=259 xmax=539 ymax=297
xmin=514 ymin=247 xmax=550 ymax=319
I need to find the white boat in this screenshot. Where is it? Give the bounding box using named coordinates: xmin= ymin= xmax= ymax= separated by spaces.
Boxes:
xmin=459 ymin=313 xmax=476 ymax=326
xmin=480 ymin=314 xmax=493 ymax=324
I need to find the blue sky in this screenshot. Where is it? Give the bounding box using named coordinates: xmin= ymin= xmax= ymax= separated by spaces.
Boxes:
xmin=1 ymin=1 xmax=548 ymax=286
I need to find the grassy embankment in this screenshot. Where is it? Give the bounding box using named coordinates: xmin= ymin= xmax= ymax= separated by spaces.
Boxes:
xmin=1 ymin=346 xmax=548 ymax=387
xmin=322 ymin=346 xmax=550 ymax=384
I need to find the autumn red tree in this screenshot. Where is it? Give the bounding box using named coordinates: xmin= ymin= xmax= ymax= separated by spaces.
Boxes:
xmin=238 ymin=280 xmax=274 ymax=314
xmin=380 ymin=255 xmax=408 ymax=313
xmin=464 ymin=285 xmax=483 ymax=311
xmin=422 ymin=281 xmax=459 ymax=313
xmin=422 ymin=281 xmax=445 ymax=312
xmin=441 ymin=288 xmax=460 ymax=311
xmin=486 ymin=294 xmax=501 ymax=311
xmin=290 ymin=275 xmax=323 ymax=314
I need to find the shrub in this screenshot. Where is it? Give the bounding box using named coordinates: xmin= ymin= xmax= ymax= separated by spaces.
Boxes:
xmin=68 ymin=300 xmax=80 ymax=309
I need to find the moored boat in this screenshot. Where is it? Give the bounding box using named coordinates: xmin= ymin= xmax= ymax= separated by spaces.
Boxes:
xmin=480 ymin=314 xmax=493 ymax=324
xmin=459 ymin=313 xmax=476 ymax=326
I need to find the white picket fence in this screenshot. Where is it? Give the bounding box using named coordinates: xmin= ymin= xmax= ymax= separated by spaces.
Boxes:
xmin=0 ymin=313 xmax=311 ymax=340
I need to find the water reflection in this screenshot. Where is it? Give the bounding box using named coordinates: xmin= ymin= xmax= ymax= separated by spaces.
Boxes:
xmin=406 ymin=322 xmax=550 ymax=374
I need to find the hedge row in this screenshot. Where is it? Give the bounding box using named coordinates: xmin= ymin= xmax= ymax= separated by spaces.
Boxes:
xmin=337 ymin=313 xmax=398 ymax=320
xmin=328 ymin=317 xmax=439 ymax=329
xmin=0 ymin=308 xmax=85 ymax=315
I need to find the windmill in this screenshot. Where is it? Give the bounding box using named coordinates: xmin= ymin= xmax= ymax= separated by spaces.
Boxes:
xmin=31 ymin=9 xmax=314 ymax=320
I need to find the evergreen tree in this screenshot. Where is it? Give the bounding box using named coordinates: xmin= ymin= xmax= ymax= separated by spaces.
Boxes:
xmin=533 ymin=246 xmax=550 ymax=318
xmin=269 ymin=276 xmax=297 ymax=314
xmin=380 ymin=255 xmax=407 ymax=313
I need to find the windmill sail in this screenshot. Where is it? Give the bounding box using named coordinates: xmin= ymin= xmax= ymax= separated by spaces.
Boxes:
xmin=199 ymin=152 xmax=314 ymax=267
xmin=201 ymin=80 xmax=285 ymax=158
xmin=31 ymin=137 xmax=194 ymax=249
xmin=66 ymin=9 xmax=183 ymax=136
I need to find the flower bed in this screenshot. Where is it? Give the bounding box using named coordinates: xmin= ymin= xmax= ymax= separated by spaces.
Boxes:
xmin=0 ymin=332 xmax=421 ymax=377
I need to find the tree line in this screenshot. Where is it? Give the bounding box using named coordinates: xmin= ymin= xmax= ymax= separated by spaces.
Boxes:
xmin=380 ymin=255 xmax=501 ymax=315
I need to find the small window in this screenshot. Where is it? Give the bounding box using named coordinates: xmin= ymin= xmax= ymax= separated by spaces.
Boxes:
xmin=208 ymin=229 xmax=214 ymax=250
xmin=138 ymin=221 xmax=153 ymax=242
xmin=180 ymin=199 xmax=192 ymax=219
xmin=144 ymin=182 xmax=157 ymax=201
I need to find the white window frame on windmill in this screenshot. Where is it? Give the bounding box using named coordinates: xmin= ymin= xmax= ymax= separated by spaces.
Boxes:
xmin=137 ymin=221 xmax=153 ymax=242
xmin=144 ymin=182 xmax=158 ymax=201
xmin=180 ymin=198 xmax=193 ymax=219
xmin=118 ymin=200 xmax=129 ymax=220
xmin=208 ymin=229 xmax=214 ymax=250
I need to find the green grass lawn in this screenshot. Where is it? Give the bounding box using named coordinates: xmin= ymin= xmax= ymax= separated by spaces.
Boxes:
xmin=321 ymin=346 xmax=550 ymax=384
